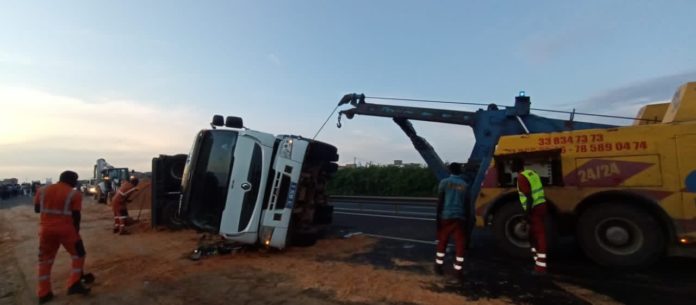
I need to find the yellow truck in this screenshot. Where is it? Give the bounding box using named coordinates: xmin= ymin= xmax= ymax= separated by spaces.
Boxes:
xmin=337 ymin=82 xmax=696 ymax=267
xmin=484 ymin=82 xmax=696 ymax=266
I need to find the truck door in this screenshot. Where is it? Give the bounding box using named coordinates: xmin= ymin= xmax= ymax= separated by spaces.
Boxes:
xmin=218 ymin=135 xmax=270 ymax=244
xmin=676 ymin=134 xmax=696 ymax=234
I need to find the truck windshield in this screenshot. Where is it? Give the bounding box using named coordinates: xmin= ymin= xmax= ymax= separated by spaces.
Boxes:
xmin=180 ymin=130 xmax=238 ymax=231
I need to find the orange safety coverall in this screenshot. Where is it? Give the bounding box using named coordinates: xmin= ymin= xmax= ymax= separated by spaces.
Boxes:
xmin=111 ymin=181 xmax=137 ymax=232
xmin=33 ymin=183 xmax=85 ymax=298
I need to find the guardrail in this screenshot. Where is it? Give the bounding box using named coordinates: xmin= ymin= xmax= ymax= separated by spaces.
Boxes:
xmin=329 ymin=195 xmax=436 ymax=206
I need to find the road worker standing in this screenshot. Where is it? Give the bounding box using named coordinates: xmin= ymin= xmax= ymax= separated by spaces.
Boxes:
xmin=33 ymin=170 xmax=91 ymax=303
xmin=511 ymin=158 xmax=549 ymax=275
xmin=111 ymin=176 xmax=139 ymax=234
xmin=434 ymin=162 xmax=469 ymax=277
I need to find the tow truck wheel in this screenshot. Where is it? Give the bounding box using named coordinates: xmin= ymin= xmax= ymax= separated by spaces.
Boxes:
xmin=492 ymin=202 xmax=532 ymax=258
xmin=577 ymin=203 xmax=665 ymax=267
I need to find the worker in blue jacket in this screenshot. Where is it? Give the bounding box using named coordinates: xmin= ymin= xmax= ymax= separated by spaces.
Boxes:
xmin=434 ymin=162 xmax=469 ymax=276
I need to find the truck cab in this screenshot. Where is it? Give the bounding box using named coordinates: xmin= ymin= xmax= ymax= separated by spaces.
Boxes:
xmin=178 ymin=115 xmax=338 ymax=249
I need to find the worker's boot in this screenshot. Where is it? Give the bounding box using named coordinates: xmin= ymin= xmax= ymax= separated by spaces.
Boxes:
xmin=67 ymin=282 xmax=91 ymax=295
xmin=118 ymin=226 xmax=129 ymax=235
xmin=38 ymin=292 xmax=54 ymax=304
xmin=433 ymin=263 xmax=444 ymax=275
xmin=81 ymin=273 xmax=95 ymax=284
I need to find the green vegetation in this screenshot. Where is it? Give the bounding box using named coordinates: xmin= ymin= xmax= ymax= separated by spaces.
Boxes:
xmin=326 ymin=165 xmax=438 ymax=197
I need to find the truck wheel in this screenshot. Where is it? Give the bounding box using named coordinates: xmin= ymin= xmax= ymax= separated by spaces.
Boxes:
xmin=307 ymin=143 xmax=339 ymax=162
xmin=492 ymin=202 xmax=531 ymax=257
xmin=577 ymin=203 xmax=665 ymax=267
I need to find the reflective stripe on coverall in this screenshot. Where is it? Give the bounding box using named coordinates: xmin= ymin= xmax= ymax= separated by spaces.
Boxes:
xmin=35 ymin=183 xmax=85 ymax=298
xmin=111 ymin=181 xmax=137 ymax=231
xmin=517 ymin=169 xmax=548 ymax=273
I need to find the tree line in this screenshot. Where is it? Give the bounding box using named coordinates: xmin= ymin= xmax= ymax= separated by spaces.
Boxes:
xmin=326 ymin=165 xmax=438 ymax=197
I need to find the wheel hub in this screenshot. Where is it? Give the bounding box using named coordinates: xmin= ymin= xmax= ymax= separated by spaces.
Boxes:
xmin=605 ymin=226 xmax=630 ymax=246
xmin=505 ymin=214 xmax=530 ymax=248
xmin=514 ymin=222 xmax=529 ymax=239
xmin=595 ymin=217 xmax=644 ymax=255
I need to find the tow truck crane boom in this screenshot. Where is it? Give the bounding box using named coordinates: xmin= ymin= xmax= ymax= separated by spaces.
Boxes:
xmin=337 ymin=93 xmax=616 ymax=210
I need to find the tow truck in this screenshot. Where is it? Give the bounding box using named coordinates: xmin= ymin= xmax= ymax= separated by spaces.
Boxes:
xmin=173 ymin=115 xmax=338 ymax=248
xmin=336 ymin=82 xmax=696 ymax=267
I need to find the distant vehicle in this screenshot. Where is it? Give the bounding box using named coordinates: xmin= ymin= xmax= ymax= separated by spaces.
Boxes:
xmin=81 ymin=179 xmax=98 ymax=195
xmin=93 ymin=158 xmax=129 ymax=203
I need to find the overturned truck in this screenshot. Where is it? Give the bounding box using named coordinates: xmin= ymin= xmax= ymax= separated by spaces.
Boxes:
xmin=153 ymin=115 xmax=338 ymax=248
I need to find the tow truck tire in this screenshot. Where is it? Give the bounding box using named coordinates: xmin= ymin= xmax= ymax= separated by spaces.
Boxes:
xmin=492 ymin=202 xmax=532 ymax=258
xmin=577 ymin=203 xmax=665 ymax=268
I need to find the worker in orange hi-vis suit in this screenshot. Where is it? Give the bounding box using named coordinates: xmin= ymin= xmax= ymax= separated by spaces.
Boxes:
xmin=33 ymin=171 xmax=91 ymax=304
xmin=111 ymin=176 xmax=139 ymax=235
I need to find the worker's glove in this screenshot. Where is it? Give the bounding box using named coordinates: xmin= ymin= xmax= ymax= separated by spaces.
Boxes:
xmin=34 ymin=204 xmax=40 ymax=213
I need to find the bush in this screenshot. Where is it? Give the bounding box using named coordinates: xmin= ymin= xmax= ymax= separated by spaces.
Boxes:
xmin=326 ymin=165 xmax=438 ymax=197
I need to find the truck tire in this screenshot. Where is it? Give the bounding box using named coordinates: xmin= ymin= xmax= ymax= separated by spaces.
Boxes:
xmin=577 ymin=203 xmax=665 ymax=268
xmin=492 ymin=202 xmax=532 ymax=257
xmin=307 ymin=142 xmax=339 ymax=162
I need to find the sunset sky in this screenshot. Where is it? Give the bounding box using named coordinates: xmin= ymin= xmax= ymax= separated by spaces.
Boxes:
xmin=1 ymin=0 xmax=695 ymax=182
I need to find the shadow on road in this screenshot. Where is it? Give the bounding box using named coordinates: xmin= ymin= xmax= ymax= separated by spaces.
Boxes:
xmin=330 ymin=226 xmax=696 ymax=305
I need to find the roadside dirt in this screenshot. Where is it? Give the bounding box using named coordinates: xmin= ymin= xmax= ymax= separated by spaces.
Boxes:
xmin=0 ymin=197 xmax=508 ymax=305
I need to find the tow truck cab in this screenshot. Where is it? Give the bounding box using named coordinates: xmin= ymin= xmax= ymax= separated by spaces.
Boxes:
xmin=178 ymin=115 xmax=338 ymax=249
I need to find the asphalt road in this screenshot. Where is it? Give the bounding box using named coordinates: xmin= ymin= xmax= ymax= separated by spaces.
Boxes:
xmin=330 ymin=200 xmax=696 ymax=305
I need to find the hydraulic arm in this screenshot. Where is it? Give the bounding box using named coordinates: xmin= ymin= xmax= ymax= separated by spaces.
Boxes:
xmin=336 ymin=93 xmax=616 ymax=207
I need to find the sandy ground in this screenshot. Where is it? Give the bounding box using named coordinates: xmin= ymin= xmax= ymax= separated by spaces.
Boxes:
xmin=0 ymin=195 xmax=509 ymax=305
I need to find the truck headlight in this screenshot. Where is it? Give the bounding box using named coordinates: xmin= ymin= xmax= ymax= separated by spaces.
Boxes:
xmin=260 ymin=226 xmax=274 ymax=247
xmin=280 ymin=139 xmax=294 ymax=159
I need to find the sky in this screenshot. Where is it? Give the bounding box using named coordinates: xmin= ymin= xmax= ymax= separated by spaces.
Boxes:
xmin=1 ymin=0 xmax=696 ymax=182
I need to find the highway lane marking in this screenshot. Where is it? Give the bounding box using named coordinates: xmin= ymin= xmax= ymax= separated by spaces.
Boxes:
xmin=333 ymin=211 xmax=435 ymax=221
xmin=363 ymin=233 xmax=437 ymax=245
xmin=334 ymin=207 xmax=434 ymax=216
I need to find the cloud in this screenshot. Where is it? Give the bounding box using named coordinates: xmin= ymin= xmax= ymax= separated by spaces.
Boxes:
xmin=550 ymin=71 xmax=696 ymax=125
xmin=576 ymin=71 xmax=696 ymax=107
xmin=0 ymin=87 xmax=206 ymax=181
xmin=519 ymin=24 xmax=605 ymax=65
xmin=267 ymin=53 xmax=281 ymax=66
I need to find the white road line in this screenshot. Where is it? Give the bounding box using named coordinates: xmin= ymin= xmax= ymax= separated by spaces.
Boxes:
xmin=363 ymin=233 xmax=437 ymax=245
xmin=334 ymin=207 xmax=434 ymax=216
xmin=333 ymin=211 xmax=435 ymax=221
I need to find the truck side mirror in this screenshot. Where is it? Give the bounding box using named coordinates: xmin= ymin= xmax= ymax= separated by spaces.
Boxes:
xmin=225 ymin=116 xmax=244 ymax=128
xmin=212 ymin=115 xmax=224 ymax=127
